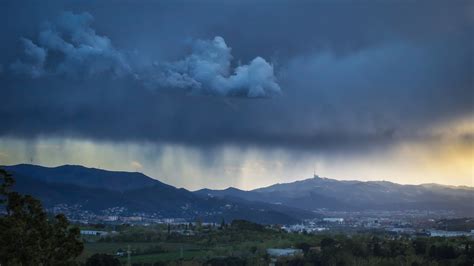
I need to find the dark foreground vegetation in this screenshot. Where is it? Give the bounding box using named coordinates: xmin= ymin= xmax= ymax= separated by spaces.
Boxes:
xmin=0 ymin=169 xmax=83 ymax=265
xmin=1 ymin=169 xmax=473 ymax=265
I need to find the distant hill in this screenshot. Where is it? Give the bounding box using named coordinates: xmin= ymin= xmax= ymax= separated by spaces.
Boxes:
xmin=196 ymin=175 xmax=474 ymax=215
xmin=3 ymin=164 xmax=159 ymax=191
xmin=1 ymin=164 xmax=312 ymax=224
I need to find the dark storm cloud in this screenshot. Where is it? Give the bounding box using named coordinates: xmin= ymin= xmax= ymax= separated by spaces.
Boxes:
xmin=9 ymin=11 xmax=131 ymax=78
xmin=10 ymin=38 xmax=47 ymax=78
xmin=0 ymin=0 xmax=472 ymax=150
xmin=7 ymin=11 xmax=280 ymax=97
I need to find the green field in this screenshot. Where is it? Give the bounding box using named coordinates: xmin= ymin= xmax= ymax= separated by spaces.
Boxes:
xmin=79 ymin=242 xmax=209 ymax=263
xmin=117 ymin=250 xmax=206 ymax=264
xmin=76 ymin=221 xmax=474 ymax=265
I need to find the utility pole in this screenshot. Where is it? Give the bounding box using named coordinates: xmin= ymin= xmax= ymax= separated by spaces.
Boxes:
xmin=127 ymin=244 xmax=131 ymax=266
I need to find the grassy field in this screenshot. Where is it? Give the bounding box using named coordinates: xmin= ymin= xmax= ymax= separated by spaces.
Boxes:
xmin=76 ymin=223 xmax=319 ymax=264
xmin=78 ymin=241 xmax=210 ymax=263
xmin=117 ymin=250 xmax=207 ymax=264
xmin=79 ymin=242 xmax=151 ymax=261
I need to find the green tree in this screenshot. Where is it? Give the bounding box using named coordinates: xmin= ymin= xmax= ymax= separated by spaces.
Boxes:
xmin=0 ymin=168 xmax=84 ymax=265
xmin=412 ymin=238 xmax=427 ymax=255
xmin=295 ymin=242 xmax=311 ymax=254
xmin=85 ymin=253 xmax=120 ymax=266
xmin=220 ymin=217 xmax=226 ymax=229
xmin=429 ymin=243 xmax=457 ymax=260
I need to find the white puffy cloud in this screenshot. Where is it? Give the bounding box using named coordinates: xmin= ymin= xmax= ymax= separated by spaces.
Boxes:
xmin=226 ymin=56 xmax=281 ymax=97
xmin=148 ymin=36 xmax=281 ymax=97
xmin=11 ymin=11 xmax=131 ymax=78
xmin=10 ymin=13 xmax=280 ymax=97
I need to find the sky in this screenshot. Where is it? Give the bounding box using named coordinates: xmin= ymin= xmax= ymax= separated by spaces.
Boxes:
xmin=0 ymin=0 xmax=473 ymax=190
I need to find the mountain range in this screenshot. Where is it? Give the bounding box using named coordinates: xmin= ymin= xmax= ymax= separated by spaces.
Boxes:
xmin=1 ymin=164 xmax=473 ymax=224
xmin=197 ymin=175 xmax=474 ymax=214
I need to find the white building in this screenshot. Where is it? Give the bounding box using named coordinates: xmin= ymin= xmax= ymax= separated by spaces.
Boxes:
xmin=80 ymin=230 xmax=109 ymax=236
xmin=323 ymin=218 xmax=344 ymax=223
xmin=267 ymin=248 xmax=303 ymax=257
xmin=429 ymin=230 xmax=472 ymax=237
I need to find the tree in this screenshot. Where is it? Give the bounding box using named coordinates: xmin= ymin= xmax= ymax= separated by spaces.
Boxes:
xmin=429 ymin=244 xmax=457 ymax=260
xmin=320 ymin=237 xmax=337 ymax=250
xmin=295 ymin=242 xmax=311 ymax=254
xmin=0 ymin=168 xmax=14 ymax=205
xmin=220 ymin=217 xmax=226 ymax=229
xmin=205 ymin=256 xmax=247 ymax=266
xmin=85 ymin=253 xmax=121 ymax=266
xmin=0 ymin=168 xmax=84 ymax=265
xmin=230 ymin=219 xmax=264 ymax=231
xmin=412 ymin=238 xmax=427 ymax=255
